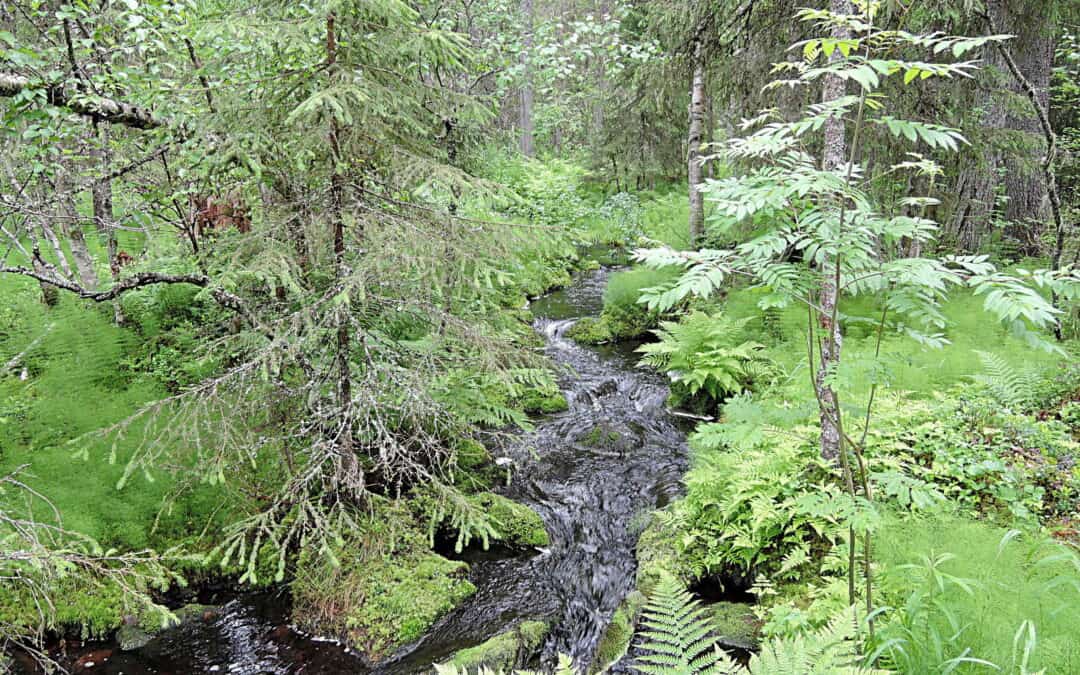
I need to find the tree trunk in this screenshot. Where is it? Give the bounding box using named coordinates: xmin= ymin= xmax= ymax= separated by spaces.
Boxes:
xmin=519 ymin=0 xmax=535 ymax=157
xmin=91 ymin=121 xmax=124 ymax=324
xmin=816 ymin=0 xmax=851 ymax=464
xmin=57 ymin=166 xmax=99 ymax=288
xmin=39 ymin=219 xmax=73 ymax=280
xmin=995 ymin=0 xmax=1052 ymax=256
xmin=326 ymin=13 xmax=361 ymax=491
xmin=687 ymin=37 xmax=706 ymax=247
xmin=987 ymin=9 xmax=1067 ymax=339
xmin=705 ymin=91 xmax=716 ymax=179
xmin=949 ymin=0 xmax=1052 ymax=256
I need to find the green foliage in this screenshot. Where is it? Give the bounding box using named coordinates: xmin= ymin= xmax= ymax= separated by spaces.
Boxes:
xmin=634 ymin=574 xmax=744 ymax=674
xmin=973 ymin=350 xmax=1041 ymax=410
xmin=750 ymin=607 xmax=879 ymax=675
xmin=870 ymin=515 xmax=1080 ymax=674
xmin=634 ymin=575 xmax=879 ymax=675
xmin=637 ymin=311 xmax=777 ymax=409
xmin=668 ymin=415 xmax=846 ymax=581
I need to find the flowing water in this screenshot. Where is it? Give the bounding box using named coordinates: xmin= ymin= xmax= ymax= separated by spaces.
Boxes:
xmin=23 ymin=266 xmax=689 ymax=674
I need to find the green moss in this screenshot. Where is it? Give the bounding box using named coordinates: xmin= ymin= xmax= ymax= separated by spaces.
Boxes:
xmin=634 ymin=516 xmax=693 ymax=597
xmin=566 ymin=308 xmax=653 ymax=344
xmin=711 ymin=601 xmax=759 ymax=650
xmin=566 ymin=316 xmax=614 ymax=344
xmin=579 ymin=424 xmax=623 ymax=450
xmin=519 ymin=388 xmax=569 ymax=415
xmin=471 ymin=493 xmax=549 ymax=548
xmin=292 ymin=504 xmax=477 ymax=661
xmin=452 ymin=438 xmax=501 ymax=491
xmin=590 ymin=590 xmax=646 ymax=673
xmin=441 ymin=620 xmax=549 ymax=671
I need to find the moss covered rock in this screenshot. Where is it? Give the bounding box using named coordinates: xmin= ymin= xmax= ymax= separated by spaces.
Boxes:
xmin=292 ymin=504 xmax=477 ymax=662
xmin=440 ymin=620 xmax=549 ymax=671
xmin=452 ymin=438 xmax=501 ymax=491
xmin=471 ymin=492 xmax=549 ymax=548
xmin=577 ymin=423 xmax=630 ymax=454
xmin=634 ymin=516 xmax=693 ymax=597
xmin=590 ymin=590 xmax=646 ymax=673
xmin=519 ymin=388 xmax=569 ymax=415
xmin=711 ymin=601 xmax=759 ymax=650
xmin=566 ymin=305 xmax=656 ymax=346
xmin=565 ymin=316 xmax=615 ymax=345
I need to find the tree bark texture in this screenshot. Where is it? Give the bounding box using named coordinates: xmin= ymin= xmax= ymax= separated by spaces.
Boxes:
xmin=815 ymin=0 xmax=851 ymax=463
xmin=949 ymin=0 xmax=1052 ymax=255
xmin=57 ymin=165 xmax=100 ymax=288
xmin=91 ymin=121 xmax=124 ymax=324
xmin=687 ymin=37 xmax=706 ymax=247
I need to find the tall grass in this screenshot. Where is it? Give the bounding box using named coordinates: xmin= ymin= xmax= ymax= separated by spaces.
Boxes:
xmin=0 ymin=277 xmax=224 ymax=550
xmin=874 ymin=512 xmax=1080 ymax=673
xmin=603 ymin=267 xmax=681 ymax=313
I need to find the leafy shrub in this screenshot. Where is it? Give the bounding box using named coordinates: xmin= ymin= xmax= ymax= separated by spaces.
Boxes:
xmin=487 ymin=154 xmax=591 ymax=227
xmin=584 ymin=191 xmax=645 ymax=246
xmin=884 ymin=391 xmax=1079 ymax=522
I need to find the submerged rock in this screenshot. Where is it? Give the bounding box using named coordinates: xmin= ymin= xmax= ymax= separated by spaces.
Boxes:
xmin=117 ymin=603 xmax=221 ymax=651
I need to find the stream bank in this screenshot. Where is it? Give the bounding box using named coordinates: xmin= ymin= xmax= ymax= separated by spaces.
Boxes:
xmin=16 ymin=264 xmax=690 ymax=674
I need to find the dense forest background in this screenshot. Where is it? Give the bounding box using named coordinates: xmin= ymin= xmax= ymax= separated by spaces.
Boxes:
xmin=0 ymin=0 xmax=1078 ymax=672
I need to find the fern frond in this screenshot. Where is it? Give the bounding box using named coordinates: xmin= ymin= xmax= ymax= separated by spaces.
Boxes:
xmin=973 ymin=351 xmax=1037 ymax=410
xmin=635 ymin=574 xmax=745 ymax=674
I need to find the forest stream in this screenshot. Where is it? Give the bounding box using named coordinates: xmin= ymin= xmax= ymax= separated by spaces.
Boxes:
xmin=23 ymin=266 xmax=689 ymax=675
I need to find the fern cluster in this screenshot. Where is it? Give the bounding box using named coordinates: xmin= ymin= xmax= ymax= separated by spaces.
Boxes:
xmin=635 ymin=574 xmax=881 ymax=675
xmin=637 ymin=311 xmax=777 ymax=410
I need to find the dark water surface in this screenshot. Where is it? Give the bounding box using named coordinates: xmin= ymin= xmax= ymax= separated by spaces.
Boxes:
xmin=25 ymin=267 xmax=688 ymax=674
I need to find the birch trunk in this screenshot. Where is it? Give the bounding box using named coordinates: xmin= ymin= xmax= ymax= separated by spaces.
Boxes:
xmin=687 ymin=38 xmax=706 ymax=247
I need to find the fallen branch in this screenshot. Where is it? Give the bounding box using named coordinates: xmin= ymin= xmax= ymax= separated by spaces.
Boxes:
xmin=0 ymin=72 xmax=163 ymax=129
